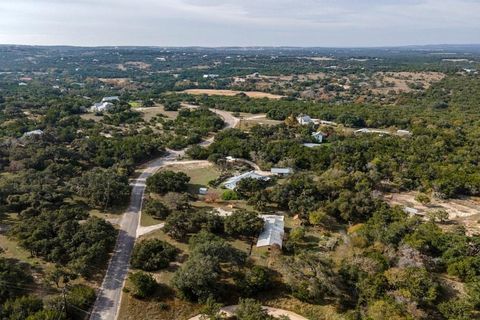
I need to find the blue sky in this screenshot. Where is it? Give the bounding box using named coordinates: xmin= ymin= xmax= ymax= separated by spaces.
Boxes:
xmin=0 ymin=0 xmax=479 ymax=46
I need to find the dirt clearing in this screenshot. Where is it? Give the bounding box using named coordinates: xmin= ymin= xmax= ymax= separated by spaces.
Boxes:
xmin=182 ymin=89 xmax=284 ymax=99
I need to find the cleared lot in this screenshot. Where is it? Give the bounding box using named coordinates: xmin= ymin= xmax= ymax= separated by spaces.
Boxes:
xmin=182 ymin=89 xmax=284 ymax=99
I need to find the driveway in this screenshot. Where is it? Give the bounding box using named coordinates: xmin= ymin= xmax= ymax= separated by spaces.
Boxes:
xmin=189 ymin=305 xmax=308 ymax=320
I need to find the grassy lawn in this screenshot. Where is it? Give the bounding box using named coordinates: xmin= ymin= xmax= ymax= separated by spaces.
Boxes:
xmin=128 ymin=101 xmax=142 ymax=108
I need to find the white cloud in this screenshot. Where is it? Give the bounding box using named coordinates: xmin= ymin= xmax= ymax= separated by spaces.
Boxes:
xmin=0 ymin=0 xmax=478 ymax=46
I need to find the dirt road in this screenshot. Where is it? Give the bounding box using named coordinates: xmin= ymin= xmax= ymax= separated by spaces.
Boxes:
xmin=189 ymin=305 xmax=308 ymax=320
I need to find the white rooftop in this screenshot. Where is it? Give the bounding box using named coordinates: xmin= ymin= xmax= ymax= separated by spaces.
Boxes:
xmin=256 ymin=215 xmax=285 ymax=248
xmin=223 ymin=171 xmax=270 ymax=190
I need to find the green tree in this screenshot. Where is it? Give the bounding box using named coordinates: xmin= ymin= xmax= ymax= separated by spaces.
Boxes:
xmin=143 ymin=199 xmax=171 ymax=220
xmin=131 ymin=239 xmax=177 ymax=271
xmin=128 ymin=272 xmax=157 ymax=299
xmin=146 ymin=170 xmax=190 ymax=194
xmin=234 ymin=298 xmax=272 ymax=320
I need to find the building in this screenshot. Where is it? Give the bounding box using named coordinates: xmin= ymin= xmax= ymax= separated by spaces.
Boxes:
xmin=226 ymin=156 xmax=236 ymax=163
xmin=303 ymin=143 xmax=322 ymax=148
xmin=296 ymin=114 xmax=313 ymax=125
xmin=397 ymin=130 xmax=412 ymax=136
xmin=90 ymin=102 xmax=114 ymax=113
xmin=223 ymin=171 xmax=270 ymax=190
xmin=199 ymin=187 xmax=208 ymax=195
xmin=22 ymin=129 xmax=44 ymax=138
xmin=256 ymin=215 xmax=285 ymax=248
xmin=271 ymin=168 xmax=293 ymax=176
xmin=101 ymin=96 xmax=120 ymax=103
xmin=312 ymin=131 xmax=326 ymax=143
xmin=203 ymin=74 xmax=219 ymax=79
xmin=319 ymin=119 xmax=338 ymax=126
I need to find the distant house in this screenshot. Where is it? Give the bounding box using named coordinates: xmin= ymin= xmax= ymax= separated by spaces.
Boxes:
xmin=303 ymin=143 xmax=322 ymax=148
xmin=297 ymin=114 xmax=313 ymax=125
xmin=203 ymin=74 xmax=219 ymax=79
xmin=319 ymin=119 xmax=338 ymax=126
xmin=256 ymin=215 xmax=285 ymax=248
xmin=199 ymin=187 xmax=208 ymax=195
xmin=22 ymin=129 xmax=44 ymax=138
xmin=397 ymin=130 xmax=412 ymax=136
xmin=403 ymin=207 xmax=424 ymax=217
xmin=101 ymin=96 xmax=120 ymax=103
xmin=226 ymin=156 xmax=236 ymax=163
xmin=90 ymin=102 xmax=114 ymax=113
xmin=223 ymin=171 xmax=270 ymax=190
xmin=312 ymin=131 xmax=326 ymax=143
xmin=271 ymin=168 xmax=293 ymax=177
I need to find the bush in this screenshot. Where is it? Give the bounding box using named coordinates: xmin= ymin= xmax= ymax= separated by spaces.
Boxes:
xmin=143 ymin=200 xmax=171 ymax=220
xmin=146 ymin=170 xmax=190 ymax=194
xmin=129 ymin=272 xmax=157 ymax=299
xmin=221 ymin=190 xmax=239 ymax=201
xmin=67 ymin=284 xmax=96 ymax=319
xmin=236 ymin=266 xmax=271 ymax=296
xmin=131 ymin=239 xmax=177 ymax=271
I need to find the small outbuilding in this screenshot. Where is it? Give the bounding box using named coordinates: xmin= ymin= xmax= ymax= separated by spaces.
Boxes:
xmin=297 ymin=114 xmax=313 ymax=125
xmin=256 ymin=215 xmax=285 ymax=248
xmin=312 ymin=131 xmax=326 ymax=143
xmin=199 ymin=187 xmax=208 ymax=195
xmin=271 ymin=168 xmax=293 ymax=177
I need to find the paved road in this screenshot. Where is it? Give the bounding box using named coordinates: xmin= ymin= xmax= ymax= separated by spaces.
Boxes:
xmin=90 ymin=108 xmax=238 ymax=320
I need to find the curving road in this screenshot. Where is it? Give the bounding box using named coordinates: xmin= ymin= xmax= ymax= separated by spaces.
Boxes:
xmin=90 ymin=108 xmax=238 ymax=320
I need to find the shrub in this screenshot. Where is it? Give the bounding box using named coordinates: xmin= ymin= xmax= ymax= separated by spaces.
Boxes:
xmin=129 ymin=272 xmax=157 ymax=299
xmin=131 ymin=239 xmax=177 ymax=271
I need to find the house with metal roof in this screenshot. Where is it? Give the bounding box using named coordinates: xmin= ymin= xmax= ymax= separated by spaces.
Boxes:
xmin=271 ymin=168 xmax=293 ymax=176
xmin=223 ymin=171 xmax=270 ymax=190
xmin=256 ymin=215 xmax=285 ymax=248
xmin=101 ymin=96 xmax=120 ymax=102
xmin=296 ymin=114 xmax=313 ymax=125
xmin=90 ymin=102 xmax=114 ymax=113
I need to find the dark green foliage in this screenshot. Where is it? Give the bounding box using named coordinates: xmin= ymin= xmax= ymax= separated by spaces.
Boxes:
xmin=0 ymin=296 xmax=43 ymax=320
xmin=0 ymin=258 xmax=33 ymax=303
xmin=71 ymin=167 xmax=131 ymax=209
xmin=13 ymin=210 xmax=117 ymax=278
xmin=128 ymin=272 xmax=157 ymax=299
xmin=142 ymin=199 xmax=171 ymax=220
xmin=234 ymin=298 xmax=273 ymax=320
xmin=224 ymin=210 xmax=264 ymax=239
xmin=164 ymin=210 xmax=223 ymax=241
xmin=171 ymin=254 xmax=219 ymax=302
xmin=131 ymin=239 xmax=177 ymax=271
xmin=146 ymin=170 xmax=190 ymax=194
xmin=236 ymin=266 xmax=272 ymax=297
xmin=66 ymin=284 xmax=96 ymax=319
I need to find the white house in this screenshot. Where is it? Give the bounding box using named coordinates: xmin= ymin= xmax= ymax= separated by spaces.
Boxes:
xmin=303 ymin=143 xmax=322 ymax=148
xmin=199 ymin=187 xmax=208 ymax=195
xmin=22 ymin=129 xmax=44 ymax=138
xmin=312 ymin=132 xmax=326 ymax=143
xmin=223 ymin=171 xmax=270 ymax=190
xmin=90 ymin=102 xmax=114 ymax=113
xmin=271 ymin=168 xmax=293 ymax=176
xmin=101 ymin=96 xmax=120 ymax=103
xmin=297 ymin=114 xmax=313 ymax=125
xmin=203 ymin=74 xmax=219 ymax=79
xmin=397 ymin=130 xmax=412 ymax=136
xmin=256 ymin=215 xmax=285 ymax=248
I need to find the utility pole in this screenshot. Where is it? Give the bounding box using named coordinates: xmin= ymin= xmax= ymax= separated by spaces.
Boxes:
xmin=62 ymin=286 xmax=68 ymax=319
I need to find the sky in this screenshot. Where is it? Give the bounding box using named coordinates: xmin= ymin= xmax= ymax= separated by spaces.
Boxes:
xmin=0 ymin=0 xmax=479 ymax=47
